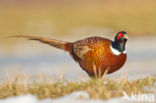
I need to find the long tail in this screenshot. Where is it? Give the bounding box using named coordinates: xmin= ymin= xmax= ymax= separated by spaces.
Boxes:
xmin=8 ymin=35 xmax=73 ymax=51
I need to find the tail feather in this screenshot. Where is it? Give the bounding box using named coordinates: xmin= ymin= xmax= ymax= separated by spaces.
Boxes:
xmin=9 ymin=35 xmax=71 ymax=51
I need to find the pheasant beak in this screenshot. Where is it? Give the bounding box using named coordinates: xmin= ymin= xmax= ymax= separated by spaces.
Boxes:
xmin=123 ymin=34 xmax=128 ymax=39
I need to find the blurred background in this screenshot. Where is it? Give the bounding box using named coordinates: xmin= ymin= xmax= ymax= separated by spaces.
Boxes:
xmin=0 ymin=0 xmax=156 ymax=82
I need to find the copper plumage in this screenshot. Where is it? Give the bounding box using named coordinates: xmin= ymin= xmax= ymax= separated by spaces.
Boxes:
xmin=10 ymin=31 xmax=128 ymax=77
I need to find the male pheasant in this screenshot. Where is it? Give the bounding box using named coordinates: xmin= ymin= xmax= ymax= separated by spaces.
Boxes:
xmin=11 ymin=31 xmax=128 ymax=77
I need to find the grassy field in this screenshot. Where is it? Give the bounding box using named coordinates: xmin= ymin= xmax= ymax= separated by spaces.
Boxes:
xmin=0 ymin=75 xmax=155 ymax=100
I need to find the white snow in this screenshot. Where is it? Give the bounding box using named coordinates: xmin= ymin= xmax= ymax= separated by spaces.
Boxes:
xmin=0 ymin=91 xmax=130 ymax=103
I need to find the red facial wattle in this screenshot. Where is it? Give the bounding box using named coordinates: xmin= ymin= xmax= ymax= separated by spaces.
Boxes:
xmin=117 ymin=33 xmax=124 ymax=40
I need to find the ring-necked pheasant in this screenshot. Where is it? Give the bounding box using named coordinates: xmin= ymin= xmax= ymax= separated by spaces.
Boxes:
xmin=10 ymin=31 xmax=128 ymax=77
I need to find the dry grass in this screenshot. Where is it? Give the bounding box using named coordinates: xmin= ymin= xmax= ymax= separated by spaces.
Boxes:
xmin=0 ymin=75 xmax=155 ymax=100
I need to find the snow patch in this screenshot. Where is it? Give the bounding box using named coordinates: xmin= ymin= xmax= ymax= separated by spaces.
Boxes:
xmin=0 ymin=91 xmax=130 ymax=103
